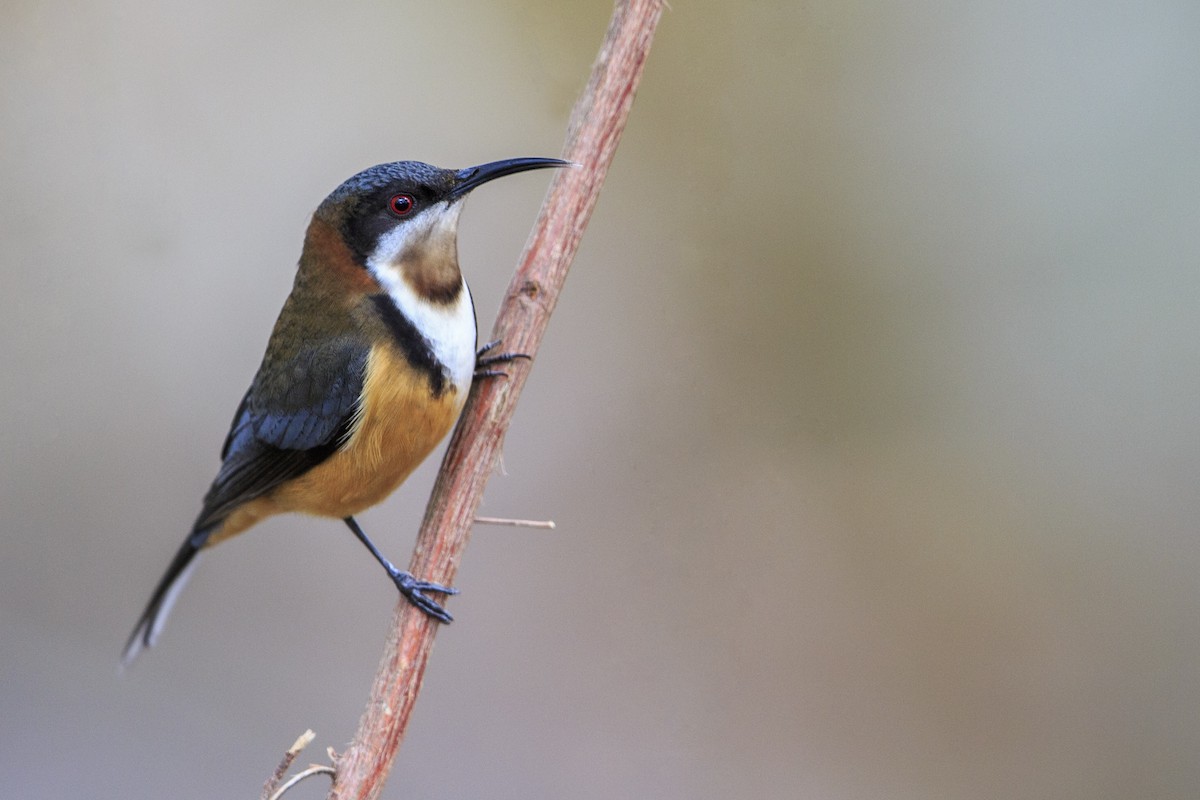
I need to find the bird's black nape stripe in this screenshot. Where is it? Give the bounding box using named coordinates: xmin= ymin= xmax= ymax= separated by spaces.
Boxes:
xmin=369 ymin=294 xmax=448 ymax=396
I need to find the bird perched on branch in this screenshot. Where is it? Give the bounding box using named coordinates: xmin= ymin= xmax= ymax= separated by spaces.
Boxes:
xmin=122 ymin=157 xmax=566 ymax=666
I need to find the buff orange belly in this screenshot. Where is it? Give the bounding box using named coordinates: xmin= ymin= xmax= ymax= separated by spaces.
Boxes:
xmin=206 ymin=345 xmax=465 ymax=546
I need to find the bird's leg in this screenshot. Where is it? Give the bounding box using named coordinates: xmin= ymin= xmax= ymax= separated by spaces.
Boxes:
xmin=474 ymin=338 xmax=531 ymax=379
xmin=343 ymin=516 xmax=458 ymax=623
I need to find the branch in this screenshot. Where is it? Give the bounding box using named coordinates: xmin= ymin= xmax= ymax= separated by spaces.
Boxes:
xmin=263 ymin=730 xmax=330 ymax=800
xmin=473 ymin=515 xmax=556 ymax=529
xmin=326 ymin=1 xmax=664 ymax=798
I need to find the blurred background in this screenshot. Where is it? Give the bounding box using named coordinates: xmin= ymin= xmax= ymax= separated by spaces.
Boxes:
xmin=3 ymin=1 xmax=1199 ymax=797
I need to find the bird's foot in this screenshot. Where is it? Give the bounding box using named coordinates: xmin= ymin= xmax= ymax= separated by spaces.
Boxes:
xmin=388 ymin=567 xmax=459 ymax=623
xmin=475 ymin=339 xmax=530 ymax=379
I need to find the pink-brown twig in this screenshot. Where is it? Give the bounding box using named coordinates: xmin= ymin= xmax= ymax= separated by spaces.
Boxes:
xmin=326 ymin=2 xmax=664 ymax=798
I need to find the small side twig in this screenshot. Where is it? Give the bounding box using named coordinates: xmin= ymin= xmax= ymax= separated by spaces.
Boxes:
xmin=262 ymin=730 xmax=317 ymax=800
xmin=268 ymin=766 xmax=337 ymax=800
xmin=474 ymin=516 xmax=557 ymax=529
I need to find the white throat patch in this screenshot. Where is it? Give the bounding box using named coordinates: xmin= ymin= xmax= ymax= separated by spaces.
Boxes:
xmin=364 ymin=201 xmax=477 ymax=394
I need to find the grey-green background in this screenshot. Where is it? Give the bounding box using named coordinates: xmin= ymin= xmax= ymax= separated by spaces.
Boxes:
xmin=4 ymin=2 xmax=1199 ymax=798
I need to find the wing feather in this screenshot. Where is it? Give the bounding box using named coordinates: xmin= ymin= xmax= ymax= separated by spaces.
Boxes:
xmin=193 ymin=339 xmax=368 ymax=535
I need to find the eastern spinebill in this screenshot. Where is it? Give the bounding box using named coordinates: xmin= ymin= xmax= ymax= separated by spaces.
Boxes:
xmin=122 ymin=157 xmax=566 ymax=666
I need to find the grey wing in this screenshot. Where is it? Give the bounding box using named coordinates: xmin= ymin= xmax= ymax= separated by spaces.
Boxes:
xmin=191 ymin=339 xmax=369 ymax=536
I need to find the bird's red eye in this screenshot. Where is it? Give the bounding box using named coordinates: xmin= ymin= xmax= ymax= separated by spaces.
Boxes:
xmin=388 ymin=194 xmax=415 ymax=217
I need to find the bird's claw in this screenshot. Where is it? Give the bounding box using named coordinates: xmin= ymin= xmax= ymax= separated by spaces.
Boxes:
xmin=389 ymin=569 xmax=458 ymax=623
xmin=475 ymin=338 xmax=530 ymax=378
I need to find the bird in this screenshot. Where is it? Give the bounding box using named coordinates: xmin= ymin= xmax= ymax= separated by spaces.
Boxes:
xmin=121 ymin=156 xmax=567 ymax=667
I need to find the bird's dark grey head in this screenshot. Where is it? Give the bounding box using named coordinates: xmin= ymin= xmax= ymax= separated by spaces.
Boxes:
xmin=320 ymin=161 xmax=455 ymax=211
xmin=316 ymin=157 xmax=568 ymax=266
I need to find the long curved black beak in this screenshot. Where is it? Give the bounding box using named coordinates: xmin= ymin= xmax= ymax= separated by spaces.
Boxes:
xmin=451 ymin=157 xmax=570 ymax=198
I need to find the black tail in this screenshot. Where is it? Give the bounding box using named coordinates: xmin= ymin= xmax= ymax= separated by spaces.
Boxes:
xmin=120 ymin=526 xmax=213 ymax=668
